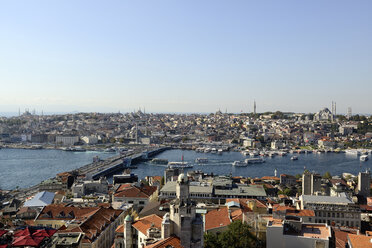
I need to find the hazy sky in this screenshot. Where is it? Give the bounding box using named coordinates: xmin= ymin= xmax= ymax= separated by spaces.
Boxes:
xmin=1 ymin=1 xmax=371 ymax=114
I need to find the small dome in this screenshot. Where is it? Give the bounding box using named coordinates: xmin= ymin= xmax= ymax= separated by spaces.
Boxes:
xmin=125 ymin=215 xmax=132 ymax=222
xmin=177 ymin=173 xmax=188 ymax=183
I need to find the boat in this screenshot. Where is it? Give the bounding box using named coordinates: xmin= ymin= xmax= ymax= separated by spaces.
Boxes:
xmin=360 ymin=155 xmax=369 ymax=162
xmin=64 ymin=146 xmax=86 ymax=152
xmin=250 ymin=151 xmax=259 ymax=157
xmin=211 ymin=148 xmax=217 ymax=154
xmin=232 ymin=161 xmax=248 ymax=167
xmin=217 ymin=149 xmax=223 ymax=155
xmin=168 ymin=162 xmax=193 ymax=168
xmin=241 ymin=151 xmax=249 ymax=156
xmin=151 ymin=158 xmax=169 ymax=165
xmin=104 ymin=147 xmax=116 ymax=152
xmin=195 ymin=158 xmax=208 ymax=163
xmin=345 ymin=149 xmax=360 ymax=156
xmin=245 ymin=158 xmax=265 ymax=164
xmin=278 ymin=151 xmax=287 ymax=156
xmin=291 ymin=156 xmax=298 ymax=161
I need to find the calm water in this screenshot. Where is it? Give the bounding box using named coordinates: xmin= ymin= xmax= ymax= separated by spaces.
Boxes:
xmin=0 ymin=148 xmax=115 ymax=190
xmin=111 ymin=149 xmax=372 ymax=182
xmin=1 ymin=148 xmax=371 ymax=190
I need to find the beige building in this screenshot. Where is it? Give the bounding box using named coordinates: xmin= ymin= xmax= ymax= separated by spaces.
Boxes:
xmin=299 ymin=195 xmax=361 ymax=228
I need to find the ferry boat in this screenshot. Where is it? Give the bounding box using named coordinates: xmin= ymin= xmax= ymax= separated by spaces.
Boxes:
xmin=345 ymin=149 xmax=360 ymax=156
xmin=291 ymin=156 xmax=298 ymax=161
xmin=64 ymin=146 xmax=86 ymax=152
xmin=151 ymin=158 xmax=169 ymax=165
xmin=360 ymin=155 xmax=369 ymax=162
xmin=245 ymin=158 xmax=265 ymax=164
xmin=232 ymin=161 xmax=248 ymax=167
xmin=168 ymin=162 xmax=193 ymax=168
xmin=195 ymin=158 xmax=208 ymax=163
xmin=104 ymin=147 xmax=116 ymax=152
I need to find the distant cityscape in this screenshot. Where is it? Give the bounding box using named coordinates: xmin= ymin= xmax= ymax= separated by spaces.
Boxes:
xmin=0 ymin=105 xmax=371 ymax=248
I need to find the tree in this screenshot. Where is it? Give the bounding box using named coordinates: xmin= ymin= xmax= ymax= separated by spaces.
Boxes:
xmin=323 ymin=171 xmax=332 ymax=179
xmin=204 ymin=221 xmax=257 ymax=248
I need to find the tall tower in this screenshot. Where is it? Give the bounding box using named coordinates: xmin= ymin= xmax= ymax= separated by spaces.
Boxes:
xmin=302 ymin=171 xmax=322 ymax=195
xmin=124 ymin=215 xmax=133 ymax=248
xmin=253 ymin=100 xmax=256 ymax=114
xmin=170 ymin=174 xmax=203 ymax=248
xmin=357 ymin=170 xmax=370 ymax=197
xmin=347 ymin=107 xmax=352 ymax=119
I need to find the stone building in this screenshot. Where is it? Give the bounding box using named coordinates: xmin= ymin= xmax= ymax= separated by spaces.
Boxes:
xmin=302 ymin=171 xmax=322 ymax=195
xmin=299 ymin=195 xmax=361 ymax=228
xmin=117 ymin=173 xmax=204 ymax=248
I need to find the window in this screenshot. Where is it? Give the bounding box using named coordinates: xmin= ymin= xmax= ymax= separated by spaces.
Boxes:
xmin=332 ymin=213 xmax=335 ymax=218
xmin=327 ymin=213 xmax=330 ymax=217
xmin=337 ymin=213 xmax=339 ymax=218
xmin=128 ymin=201 xmax=134 ymax=204
xmin=139 ymin=201 xmax=145 ymax=205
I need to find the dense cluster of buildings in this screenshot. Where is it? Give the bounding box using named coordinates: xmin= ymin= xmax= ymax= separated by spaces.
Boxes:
xmin=0 ymin=108 xmax=371 ymax=150
xmin=0 ymin=108 xmax=371 ymax=247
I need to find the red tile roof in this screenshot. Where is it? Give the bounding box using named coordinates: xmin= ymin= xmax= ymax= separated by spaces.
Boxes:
xmin=145 ymin=235 xmax=182 ymax=248
xmin=348 ymin=233 xmax=372 ymax=248
xmin=114 ymin=185 xmax=157 ymax=198
xmin=205 ymin=207 xmax=231 ymax=231
xmin=132 ymin=214 xmax=163 ymax=236
xmin=36 ymin=204 xmax=100 ymax=221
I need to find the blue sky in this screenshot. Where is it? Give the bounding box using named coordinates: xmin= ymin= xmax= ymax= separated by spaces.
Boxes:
xmin=1 ymin=1 xmax=371 ymax=114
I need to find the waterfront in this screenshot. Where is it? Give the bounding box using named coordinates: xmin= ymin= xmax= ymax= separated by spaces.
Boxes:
xmin=114 ymin=149 xmax=372 ymax=182
xmin=0 ymin=148 xmax=115 ymax=190
xmin=1 ymin=148 xmax=371 ymax=190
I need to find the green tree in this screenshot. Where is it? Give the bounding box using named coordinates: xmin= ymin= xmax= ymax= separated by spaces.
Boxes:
xmin=204 ymin=221 xmax=257 ymax=248
xmin=323 ymin=171 xmax=332 ymax=179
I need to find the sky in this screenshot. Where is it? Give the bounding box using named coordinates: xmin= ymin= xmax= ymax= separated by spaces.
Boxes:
xmin=0 ymin=0 xmax=371 ymax=115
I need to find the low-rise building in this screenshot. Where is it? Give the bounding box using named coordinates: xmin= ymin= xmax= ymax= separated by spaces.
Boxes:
xmin=267 ymin=219 xmax=331 ymax=248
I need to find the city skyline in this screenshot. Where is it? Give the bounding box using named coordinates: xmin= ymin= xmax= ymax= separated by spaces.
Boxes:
xmin=1 ymin=1 xmax=372 ymax=114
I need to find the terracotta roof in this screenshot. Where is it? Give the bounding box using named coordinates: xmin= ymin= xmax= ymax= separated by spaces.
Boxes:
xmin=261 ymin=176 xmax=280 ymax=181
xmin=145 ymin=235 xmax=182 ymax=248
xmin=286 ymin=209 xmax=315 ymax=217
xmin=205 ymin=207 xmax=231 ymax=231
xmin=231 ymin=209 xmax=243 ymax=221
xmin=115 ymin=185 xmax=157 ymax=198
xmin=132 ymin=214 xmax=163 ymax=236
xmin=36 ymin=204 xmax=99 ymax=221
xmin=42 ymin=206 xmax=123 ymax=244
xmin=115 ymin=224 xmax=124 ymax=233
xmin=348 ymin=233 xmax=372 ymax=248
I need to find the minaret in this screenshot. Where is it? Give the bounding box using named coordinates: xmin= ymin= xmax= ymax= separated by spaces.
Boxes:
xmin=253 ymin=100 xmax=256 ymax=114
xmin=124 ymin=215 xmax=133 ymax=248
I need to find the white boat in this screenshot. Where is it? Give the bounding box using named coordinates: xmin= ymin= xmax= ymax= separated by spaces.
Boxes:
xmin=232 ymin=161 xmax=247 ymax=167
xmin=195 ymin=158 xmax=208 ymax=163
xmin=168 ymin=162 xmax=193 ymax=168
xmin=291 ymin=156 xmax=298 ymax=161
xmin=360 ymin=155 xmax=369 ymax=162
xmin=250 ymin=151 xmax=259 ymax=157
xmin=241 ymin=151 xmax=249 ymax=156
xmin=211 ymin=148 xmax=217 ymax=154
xmin=217 ymin=149 xmax=223 ymax=155
xmin=345 ymin=149 xmax=360 ymax=156
xmin=245 ymin=158 xmax=265 ymax=164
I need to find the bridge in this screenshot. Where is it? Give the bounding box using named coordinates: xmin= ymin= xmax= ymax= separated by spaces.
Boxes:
xmin=90 ymin=146 xmax=169 ymax=179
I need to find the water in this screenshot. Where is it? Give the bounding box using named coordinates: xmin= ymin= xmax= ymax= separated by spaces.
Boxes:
xmin=1 ymin=149 xmax=371 ymax=190
xmin=0 ymin=148 xmax=115 ymax=190
xmin=112 ymin=150 xmax=372 ymax=182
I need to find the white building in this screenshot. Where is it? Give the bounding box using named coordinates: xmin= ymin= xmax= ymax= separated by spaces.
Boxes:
xmin=71 ymin=178 xmax=108 ymax=198
xmin=56 ymin=136 xmax=79 ymax=146
xmin=81 ymin=136 xmax=98 ymax=144
xmin=267 ymin=219 xmax=331 ymax=248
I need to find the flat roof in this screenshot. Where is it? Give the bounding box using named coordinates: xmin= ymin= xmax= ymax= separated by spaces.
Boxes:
xmin=300 ymin=195 xmax=353 ymax=204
